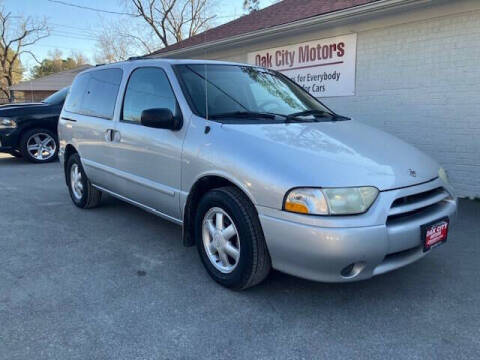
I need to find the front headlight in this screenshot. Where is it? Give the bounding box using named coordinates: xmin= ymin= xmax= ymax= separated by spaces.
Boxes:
xmin=438 ymin=167 xmax=449 ymax=184
xmin=0 ymin=118 xmax=16 ymax=129
xmin=284 ymin=186 xmax=379 ymax=215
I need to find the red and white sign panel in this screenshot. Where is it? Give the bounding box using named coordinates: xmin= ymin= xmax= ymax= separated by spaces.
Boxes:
xmin=424 ymin=220 xmax=449 ymax=251
xmin=247 ymin=34 xmax=357 ymax=98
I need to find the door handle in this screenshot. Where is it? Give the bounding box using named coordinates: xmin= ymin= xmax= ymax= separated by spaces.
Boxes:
xmin=105 ymin=129 xmax=121 ymax=142
xmin=104 ymin=129 xmax=113 ymax=142
xmin=112 ymin=130 xmax=121 ymax=143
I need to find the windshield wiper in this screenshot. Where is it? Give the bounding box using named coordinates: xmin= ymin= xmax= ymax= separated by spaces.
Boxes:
xmin=286 ymin=109 xmax=350 ymax=122
xmin=330 ymin=113 xmax=350 ymax=120
xmin=209 ymin=111 xmax=276 ymax=120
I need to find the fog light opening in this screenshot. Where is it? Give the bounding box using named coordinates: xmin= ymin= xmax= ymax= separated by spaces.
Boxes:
xmin=341 ymin=261 xmax=366 ymax=279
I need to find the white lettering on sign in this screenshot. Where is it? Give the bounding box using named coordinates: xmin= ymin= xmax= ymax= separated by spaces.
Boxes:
xmin=247 ymin=34 xmax=357 ymax=97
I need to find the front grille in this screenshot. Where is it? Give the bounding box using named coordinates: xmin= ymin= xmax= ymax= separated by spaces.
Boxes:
xmin=387 ymin=186 xmax=450 ymax=223
xmin=391 ymin=187 xmax=445 ymax=208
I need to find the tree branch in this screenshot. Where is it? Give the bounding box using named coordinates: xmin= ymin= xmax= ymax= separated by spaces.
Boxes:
xmin=18 ymin=50 xmax=42 ymax=64
xmin=0 ymin=8 xmax=49 ymax=102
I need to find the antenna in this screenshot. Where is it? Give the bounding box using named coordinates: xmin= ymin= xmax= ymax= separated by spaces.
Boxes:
xmin=203 ymin=5 xmax=208 ymax=121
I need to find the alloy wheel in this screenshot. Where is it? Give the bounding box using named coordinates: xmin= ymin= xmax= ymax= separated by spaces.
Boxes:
xmin=26 ymin=133 xmax=56 ymax=161
xmin=70 ymin=163 xmax=84 ymax=200
xmin=202 ymin=207 xmax=241 ymax=273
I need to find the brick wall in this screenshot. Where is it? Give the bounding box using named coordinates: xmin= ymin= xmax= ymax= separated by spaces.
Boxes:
xmin=14 ymin=90 xmax=55 ymax=103
xmin=326 ymin=10 xmax=480 ymax=198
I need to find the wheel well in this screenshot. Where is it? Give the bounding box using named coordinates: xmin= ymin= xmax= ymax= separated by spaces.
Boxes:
xmin=63 ymin=144 xmax=78 ymax=182
xmin=16 ymin=124 xmax=57 ymax=149
xmin=183 ymin=176 xmax=253 ymax=247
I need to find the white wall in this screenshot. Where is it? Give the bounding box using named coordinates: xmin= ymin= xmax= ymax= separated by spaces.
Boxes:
xmin=326 ymin=9 xmax=480 ymax=198
xmin=163 ymin=1 xmax=480 ymax=197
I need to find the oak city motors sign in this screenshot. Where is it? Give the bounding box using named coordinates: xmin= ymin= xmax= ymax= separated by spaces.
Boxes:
xmin=247 ymin=34 xmax=357 ymax=97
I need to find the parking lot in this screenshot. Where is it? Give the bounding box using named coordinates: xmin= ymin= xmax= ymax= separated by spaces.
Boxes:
xmin=0 ymin=153 xmax=479 ymax=360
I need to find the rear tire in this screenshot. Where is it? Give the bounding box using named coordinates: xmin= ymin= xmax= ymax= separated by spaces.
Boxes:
xmin=19 ymin=128 xmax=58 ymax=163
xmin=66 ymin=154 xmax=102 ymax=209
xmin=195 ymin=186 xmax=271 ymax=290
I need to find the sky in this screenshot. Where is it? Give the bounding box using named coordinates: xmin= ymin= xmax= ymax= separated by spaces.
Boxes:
xmin=6 ymin=0 xmax=276 ymax=76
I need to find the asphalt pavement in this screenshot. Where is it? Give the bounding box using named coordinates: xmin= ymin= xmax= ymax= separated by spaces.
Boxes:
xmin=0 ymin=153 xmax=479 ymax=360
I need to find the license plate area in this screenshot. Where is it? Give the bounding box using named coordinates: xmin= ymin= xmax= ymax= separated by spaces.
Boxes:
xmin=422 ymin=217 xmax=449 ymax=252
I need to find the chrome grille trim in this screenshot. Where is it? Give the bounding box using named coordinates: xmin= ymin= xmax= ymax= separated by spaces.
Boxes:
xmin=388 ymin=187 xmax=449 ymax=216
xmin=382 ymin=179 xmax=456 ymax=256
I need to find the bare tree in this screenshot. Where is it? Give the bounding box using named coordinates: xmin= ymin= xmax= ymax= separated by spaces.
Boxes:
xmin=243 ymin=0 xmax=259 ymax=13
xmin=95 ymin=0 xmax=216 ymax=63
xmin=31 ymin=49 xmax=88 ymax=79
xmin=130 ymin=0 xmax=215 ymax=47
xmin=71 ymin=51 xmax=89 ymax=66
xmin=244 ymin=0 xmax=280 ymax=14
xmin=0 ymin=6 xmax=49 ymax=101
xmin=95 ymin=20 xmax=157 ymax=63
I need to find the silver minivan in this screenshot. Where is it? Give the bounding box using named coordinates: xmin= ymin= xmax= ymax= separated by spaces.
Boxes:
xmin=58 ymin=59 xmax=457 ymax=289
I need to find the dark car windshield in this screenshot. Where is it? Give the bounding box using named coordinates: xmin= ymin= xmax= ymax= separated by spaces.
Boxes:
xmin=42 ymin=87 xmax=69 ymax=105
xmin=174 ymin=64 xmax=333 ymax=121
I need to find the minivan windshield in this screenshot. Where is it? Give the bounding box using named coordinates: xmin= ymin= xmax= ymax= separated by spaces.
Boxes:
xmin=174 ymin=64 xmax=334 ymax=122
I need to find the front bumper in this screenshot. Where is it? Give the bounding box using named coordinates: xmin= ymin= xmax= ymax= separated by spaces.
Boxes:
xmin=257 ymin=178 xmax=457 ymax=282
xmin=0 ymin=128 xmax=19 ymax=152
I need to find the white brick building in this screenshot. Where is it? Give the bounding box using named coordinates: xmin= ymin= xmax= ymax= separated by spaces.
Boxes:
xmin=151 ymin=0 xmax=480 ymax=198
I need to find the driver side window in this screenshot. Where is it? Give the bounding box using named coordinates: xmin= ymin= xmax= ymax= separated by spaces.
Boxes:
xmin=122 ymin=67 xmax=177 ymax=124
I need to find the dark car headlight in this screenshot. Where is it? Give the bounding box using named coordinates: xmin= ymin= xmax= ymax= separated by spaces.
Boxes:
xmin=0 ymin=118 xmax=17 ymax=129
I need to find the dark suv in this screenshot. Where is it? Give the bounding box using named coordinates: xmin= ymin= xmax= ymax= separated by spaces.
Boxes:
xmin=0 ymin=87 xmax=68 ymax=163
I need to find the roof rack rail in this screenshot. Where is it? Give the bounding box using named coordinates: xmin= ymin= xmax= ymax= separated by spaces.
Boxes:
xmin=128 ymin=56 xmax=147 ymax=61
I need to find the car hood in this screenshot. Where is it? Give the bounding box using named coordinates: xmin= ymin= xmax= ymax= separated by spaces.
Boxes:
xmin=220 ymin=119 xmax=439 ymax=191
xmin=0 ymin=102 xmax=44 ymax=109
xmin=0 ymin=102 xmax=57 ymax=117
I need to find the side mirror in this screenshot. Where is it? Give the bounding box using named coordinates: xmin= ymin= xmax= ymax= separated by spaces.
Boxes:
xmin=140 ymin=108 xmax=182 ymax=130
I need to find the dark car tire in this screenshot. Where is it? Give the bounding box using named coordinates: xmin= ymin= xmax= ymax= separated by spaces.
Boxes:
xmin=19 ymin=128 xmax=58 ymax=163
xmin=66 ymin=154 xmax=102 ymax=209
xmin=195 ymin=186 xmax=271 ymax=290
xmin=8 ymin=149 xmax=22 ymax=158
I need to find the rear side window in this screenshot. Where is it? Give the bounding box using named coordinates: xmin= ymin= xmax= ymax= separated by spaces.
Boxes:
xmin=65 ymin=68 xmax=123 ymax=119
xmin=65 ymin=74 xmax=88 ymax=113
xmin=122 ymin=67 xmax=177 ymax=124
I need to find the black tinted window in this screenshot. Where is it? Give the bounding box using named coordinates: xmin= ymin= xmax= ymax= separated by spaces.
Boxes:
xmin=43 ymin=87 xmax=69 ymax=104
xmin=122 ymin=67 xmax=177 ymax=124
xmin=64 ymin=68 xmax=122 ymax=119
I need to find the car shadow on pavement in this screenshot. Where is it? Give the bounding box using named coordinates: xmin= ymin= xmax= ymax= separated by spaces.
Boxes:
xmin=98 ymin=190 xmax=453 ymax=307
xmin=0 ymin=153 xmax=22 ymax=163
xmin=0 ymin=153 xmax=60 ymax=165
xmin=46 ymin=168 xmax=473 ymax=320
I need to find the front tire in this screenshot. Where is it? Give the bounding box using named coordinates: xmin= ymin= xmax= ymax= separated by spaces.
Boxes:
xmin=195 ymin=186 xmax=271 ymax=290
xmin=20 ymin=128 xmax=58 ymax=163
xmin=66 ymin=154 xmax=102 ymax=208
